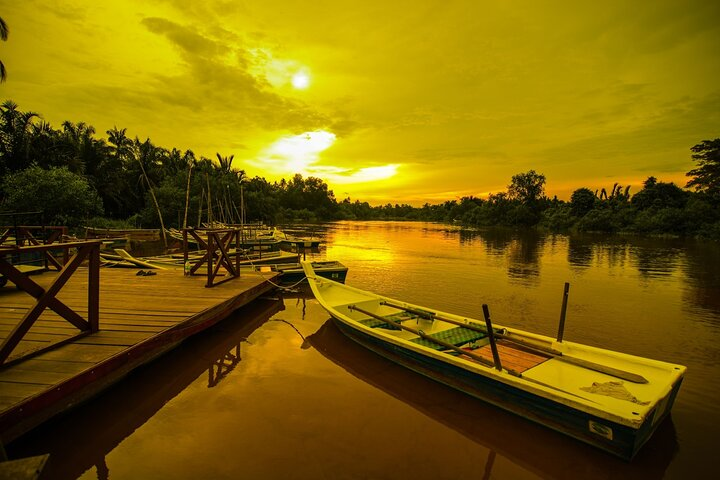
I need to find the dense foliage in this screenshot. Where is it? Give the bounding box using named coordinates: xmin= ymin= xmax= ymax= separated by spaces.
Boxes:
xmin=1 ymin=100 xmax=719 ymax=239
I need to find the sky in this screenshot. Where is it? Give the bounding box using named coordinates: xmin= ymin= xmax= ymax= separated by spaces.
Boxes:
xmin=2 ymin=0 xmax=719 ymax=206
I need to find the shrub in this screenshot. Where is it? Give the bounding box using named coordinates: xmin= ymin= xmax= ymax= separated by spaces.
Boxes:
xmin=1 ymin=166 xmax=103 ymax=226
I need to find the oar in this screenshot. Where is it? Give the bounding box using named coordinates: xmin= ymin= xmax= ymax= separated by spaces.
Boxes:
xmin=380 ymin=301 xmax=649 ymax=384
xmin=348 ymin=304 xmax=601 ymax=403
xmin=347 ymin=305 xmax=499 ymax=370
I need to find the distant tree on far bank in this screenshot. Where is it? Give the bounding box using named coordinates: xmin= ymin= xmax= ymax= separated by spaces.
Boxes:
xmin=686 ymin=139 xmax=720 ymax=196
xmin=508 ymin=170 xmax=546 ymax=205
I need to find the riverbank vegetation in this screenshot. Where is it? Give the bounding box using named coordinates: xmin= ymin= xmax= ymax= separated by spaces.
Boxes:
xmin=1 ymin=100 xmax=719 ymax=239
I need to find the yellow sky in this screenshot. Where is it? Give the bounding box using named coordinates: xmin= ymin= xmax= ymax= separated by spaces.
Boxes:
xmin=2 ymin=0 xmax=719 ymax=205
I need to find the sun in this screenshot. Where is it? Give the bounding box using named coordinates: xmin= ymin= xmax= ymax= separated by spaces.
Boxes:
xmin=291 ymin=71 xmax=310 ymax=89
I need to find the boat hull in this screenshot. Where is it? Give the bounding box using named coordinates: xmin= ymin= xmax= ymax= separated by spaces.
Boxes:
xmin=277 ymin=262 xmax=348 ymax=285
xmin=332 ymin=318 xmax=682 ymax=460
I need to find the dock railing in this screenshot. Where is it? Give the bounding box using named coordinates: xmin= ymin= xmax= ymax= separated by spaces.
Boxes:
xmin=0 ymin=239 xmax=102 ymax=366
xmin=0 ymin=225 xmax=70 ymax=269
xmin=182 ymin=228 xmax=241 ymax=288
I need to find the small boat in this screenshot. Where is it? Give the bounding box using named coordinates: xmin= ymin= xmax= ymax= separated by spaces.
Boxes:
xmin=275 ymin=230 xmax=322 ymax=250
xmin=271 ymin=261 xmax=347 ymax=285
xmin=301 ymin=261 xmax=686 ymax=460
xmin=85 ymin=226 xmax=161 ymax=241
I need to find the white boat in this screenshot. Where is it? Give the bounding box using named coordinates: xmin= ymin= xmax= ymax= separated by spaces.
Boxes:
xmin=301 ymin=261 xmax=686 ymax=460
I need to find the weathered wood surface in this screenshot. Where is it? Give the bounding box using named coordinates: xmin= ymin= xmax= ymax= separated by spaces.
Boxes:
xmin=472 ymin=341 xmax=550 ymax=374
xmin=0 ymin=454 xmax=48 ymax=480
xmin=0 ymin=267 xmax=278 ymax=442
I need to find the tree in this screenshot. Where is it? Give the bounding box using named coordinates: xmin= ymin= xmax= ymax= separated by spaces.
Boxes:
xmin=570 ymin=188 xmax=596 ymax=217
xmin=1 ymin=17 xmax=8 ymax=82
xmin=1 ymin=166 xmax=103 ymax=226
xmin=508 ymin=170 xmax=546 ymax=205
xmin=631 ymin=177 xmax=688 ymax=210
xmin=0 ymin=100 xmax=39 ymax=174
xmin=686 ymin=139 xmax=720 ymax=196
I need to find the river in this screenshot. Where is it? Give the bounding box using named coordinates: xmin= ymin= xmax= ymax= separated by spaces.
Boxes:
xmin=8 ymin=221 xmax=720 ymax=479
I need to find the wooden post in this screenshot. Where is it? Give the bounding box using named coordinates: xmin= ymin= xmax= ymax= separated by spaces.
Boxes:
xmin=206 ymin=233 xmax=214 ymax=288
xmin=183 ymin=229 xmax=189 ymax=275
xmin=556 ymin=282 xmax=570 ymax=343
xmin=482 ymin=304 xmax=502 ymax=371
xmin=88 ymin=243 xmax=100 ymax=332
xmin=235 ymin=229 xmax=240 ymax=277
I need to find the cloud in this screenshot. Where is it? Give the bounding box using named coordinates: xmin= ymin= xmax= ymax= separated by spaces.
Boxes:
xmin=139 ymin=16 xmax=351 ymax=135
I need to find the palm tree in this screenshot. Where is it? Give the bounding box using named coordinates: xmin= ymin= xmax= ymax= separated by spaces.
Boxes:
xmin=0 ymin=100 xmax=39 ymax=172
xmin=106 ymin=126 xmax=133 ymax=161
xmin=216 ymin=153 xmax=234 ymax=174
xmin=60 ymin=121 xmax=97 ymax=174
xmin=1 ymin=17 xmax=8 ymax=82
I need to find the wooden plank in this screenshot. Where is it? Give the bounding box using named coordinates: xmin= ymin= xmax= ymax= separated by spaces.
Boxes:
xmin=472 ymin=343 xmax=549 ymax=373
xmin=74 ymin=331 xmax=154 ymax=346
xmin=0 ymin=368 xmax=75 ymax=385
xmin=6 ymin=358 xmax=92 ymax=374
xmin=36 ymin=343 xmax=126 ymax=362
xmin=0 ymin=383 xmax=49 ymax=405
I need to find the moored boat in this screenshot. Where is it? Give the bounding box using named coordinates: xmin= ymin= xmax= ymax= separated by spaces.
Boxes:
xmin=301 ymin=261 xmax=686 ymax=460
xmin=272 ymin=260 xmax=347 ymax=285
xmin=273 ymin=229 xmax=322 ymax=250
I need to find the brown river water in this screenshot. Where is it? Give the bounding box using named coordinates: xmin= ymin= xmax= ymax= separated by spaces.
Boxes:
xmin=8 ymin=221 xmax=720 ymax=479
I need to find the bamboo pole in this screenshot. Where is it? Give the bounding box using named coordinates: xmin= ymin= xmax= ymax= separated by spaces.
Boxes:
xmin=183 ymin=163 xmax=193 ymax=229
xmin=137 ymin=162 xmax=167 ymax=247
xmin=206 ymin=173 xmax=212 ymax=225
xmin=482 ymin=304 xmax=502 ymax=371
xmin=197 ymin=188 xmax=204 ymax=229
xmin=556 ymin=282 xmax=570 ymax=343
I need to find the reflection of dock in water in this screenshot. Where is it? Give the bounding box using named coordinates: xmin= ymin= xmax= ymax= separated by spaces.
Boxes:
xmin=307 ymin=320 xmax=678 ymax=480
xmin=7 ymin=298 xmax=284 ymax=480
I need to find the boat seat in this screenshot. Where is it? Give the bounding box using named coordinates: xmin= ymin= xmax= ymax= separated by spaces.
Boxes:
xmin=359 ymin=312 xmax=417 ymax=329
xmin=410 ymin=326 xmax=487 ymax=350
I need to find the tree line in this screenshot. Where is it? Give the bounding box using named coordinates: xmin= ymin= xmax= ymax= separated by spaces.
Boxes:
xmin=1 ymin=100 xmax=719 ymax=239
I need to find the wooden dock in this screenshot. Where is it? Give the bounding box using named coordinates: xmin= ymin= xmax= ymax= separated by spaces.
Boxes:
xmin=0 ymin=266 xmax=279 ymax=443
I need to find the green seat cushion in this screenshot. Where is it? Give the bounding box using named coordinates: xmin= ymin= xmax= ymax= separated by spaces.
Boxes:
xmin=410 ymin=326 xmax=487 ymax=350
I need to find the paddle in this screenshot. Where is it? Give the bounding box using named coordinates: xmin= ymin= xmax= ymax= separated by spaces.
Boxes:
xmin=380 ymin=301 xmax=649 ymax=384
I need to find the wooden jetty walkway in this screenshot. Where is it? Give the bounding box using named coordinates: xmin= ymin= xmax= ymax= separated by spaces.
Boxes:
xmin=0 ymin=265 xmax=279 ymax=443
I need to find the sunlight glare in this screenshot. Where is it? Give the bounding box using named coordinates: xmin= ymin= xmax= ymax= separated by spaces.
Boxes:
xmin=262 ymin=131 xmax=336 ymax=174
xmin=339 ymin=164 xmax=399 ymax=183
xmin=291 ymin=71 xmax=311 ymax=89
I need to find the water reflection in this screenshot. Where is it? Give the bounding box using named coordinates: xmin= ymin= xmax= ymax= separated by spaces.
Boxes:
xmin=458 ymin=228 xmax=545 ymax=283
xmin=7 ymin=299 xmax=284 ymax=480
xmin=208 ymin=345 xmax=241 ymax=387
xmin=631 ymin=246 xmax=682 ymax=279
xmin=505 ymin=231 xmax=544 ymax=284
xmin=682 ymin=240 xmax=720 ymax=321
xmin=307 ymin=319 xmax=678 ymax=480
xmin=567 ymin=235 xmax=596 ymax=269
